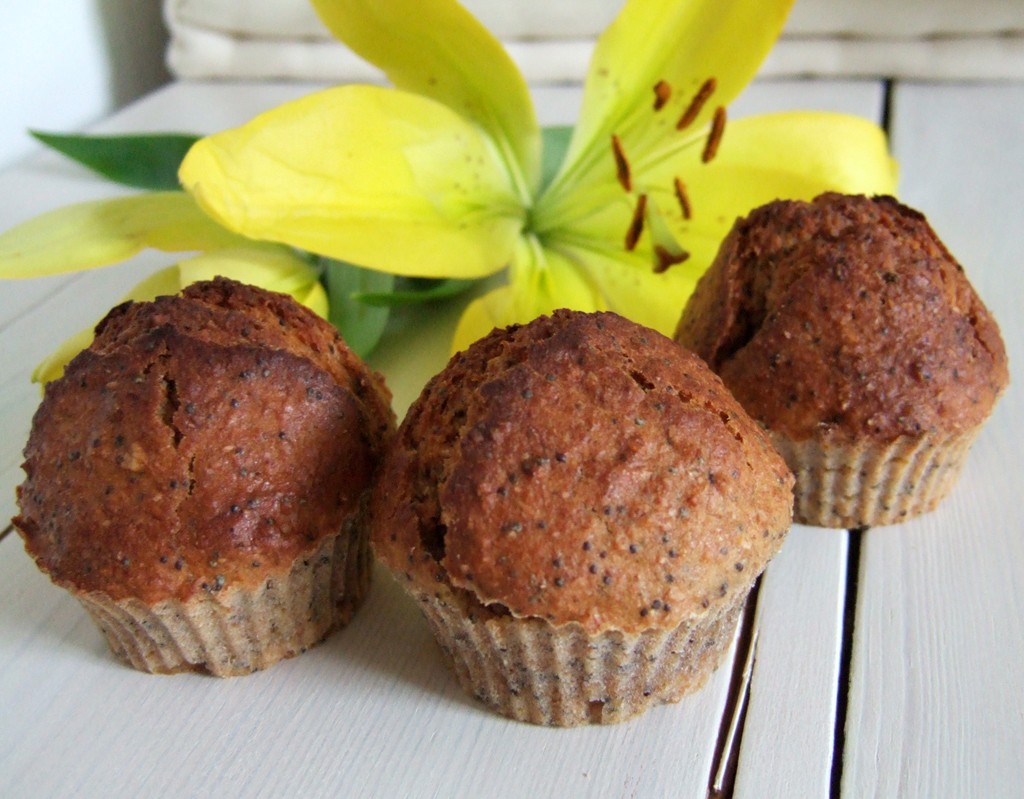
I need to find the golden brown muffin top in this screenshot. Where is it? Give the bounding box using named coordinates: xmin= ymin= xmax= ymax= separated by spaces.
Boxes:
xmin=371 ymin=310 xmax=793 ymax=635
xmin=15 ymin=278 xmax=394 ymax=604
xmin=675 ymin=193 xmax=1008 ymax=443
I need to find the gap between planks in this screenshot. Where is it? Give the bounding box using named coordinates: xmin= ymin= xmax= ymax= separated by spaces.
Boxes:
xmin=705 ymin=526 xmax=865 ymax=799
xmin=829 ymin=527 xmax=864 ymax=797
xmin=707 ymin=579 xmax=761 ymax=798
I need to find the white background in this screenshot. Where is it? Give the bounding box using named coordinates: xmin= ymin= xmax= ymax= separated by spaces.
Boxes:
xmin=0 ymin=0 xmax=169 ymax=170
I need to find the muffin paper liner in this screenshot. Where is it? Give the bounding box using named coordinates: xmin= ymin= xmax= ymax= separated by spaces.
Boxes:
xmin=413 ymin=585 xmax=745 ymax=726
xmin=76 ymin=523 xmax=370 ymax=676
xmin=772 ymin=429 xmax=980 ymax=528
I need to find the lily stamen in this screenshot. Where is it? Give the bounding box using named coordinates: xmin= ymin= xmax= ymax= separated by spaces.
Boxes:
xmin=674 ymin=178 xmax=692 ymax=220
xmin=677 ymin=78 xmax=717 ymax=130
xmin=625 ymin=193 xmax=648 ymax=251
xmin=702 ymin=107 xmax=727 ymax=163
xmin=654 ymin=246 xmax=690 ymax=273
xmin=653 ymin=80 xmax=672 ymax=111
xmin=611 ymin=134 xmax=632 ymax=192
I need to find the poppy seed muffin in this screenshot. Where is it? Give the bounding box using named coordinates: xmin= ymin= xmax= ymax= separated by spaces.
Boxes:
xmin=370 ymin=310 xmax=793 ymax=726
xmin=14 ymin=278 xmax=395 ymax=675
xmin=675 ymin=193 xmax=1008 ymax=527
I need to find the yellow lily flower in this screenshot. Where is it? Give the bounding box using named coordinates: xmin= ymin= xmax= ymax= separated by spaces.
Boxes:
xmin=0 ymin=192 xmax=245 ymax=278
xmin=0 ymin=191 xmax=327 ymax=383
xmin=181 ymin=0 xmax=897 ymax=352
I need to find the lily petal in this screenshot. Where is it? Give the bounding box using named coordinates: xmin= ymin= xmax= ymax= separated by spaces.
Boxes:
xmin=310 ymin=0 xmax=539 ymax=194
xmin=545 ymin=238 xmax=699 ymax=337
xmin=176 ymin=246 xmax=329 ymax=318
xmin=449 ymin=285 xmax=510 ymax=354
xmin=673 ymin=111 xmax=899 ymax=217
xmin=0 ymin=193 xmax=248 ymax=279
xmin=181 ymin=85 xmax=525 ymax=280
xmin=631 ymin=111 xmax=898 ymax=260
xmin=542 ymin=0 xmax=794 ymax=211
xmin=451 ymin=237 xmax=601 ymax=352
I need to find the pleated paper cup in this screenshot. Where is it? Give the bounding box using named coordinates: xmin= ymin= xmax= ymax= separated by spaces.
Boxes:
xmin=412 ymin=583 xmax=745 ymax=727
xmin=75 ymin=525 xmax=370 ymax=676
xmin=772 ymin=430 xmax=980 ymax=528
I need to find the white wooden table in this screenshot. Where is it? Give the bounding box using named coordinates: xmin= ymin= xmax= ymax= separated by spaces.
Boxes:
xmin=0 ymin=77 xmax=1021 ymax=798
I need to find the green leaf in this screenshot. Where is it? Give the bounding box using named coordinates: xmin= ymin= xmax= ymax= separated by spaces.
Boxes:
xmin=31 ymin=131 xmax=200 ymax=190
xmin=540 ymin=126 xmax=573 ymax=192
xmin=353 ymin=277 xmax=477 ymax=307
xmin=322 ymin=258 xmax=395 ymax=357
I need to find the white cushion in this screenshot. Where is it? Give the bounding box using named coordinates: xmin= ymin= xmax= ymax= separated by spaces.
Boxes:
xmin=164 ymin=0 xmax=1024 ymax=82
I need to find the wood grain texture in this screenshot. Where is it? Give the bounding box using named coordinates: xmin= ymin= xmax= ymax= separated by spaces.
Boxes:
xmin=842 ymin=82 xmax=1024 ymax=798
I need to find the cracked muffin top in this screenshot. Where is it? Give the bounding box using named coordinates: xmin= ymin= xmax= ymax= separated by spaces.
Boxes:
xmin=14 ymin=278 xmax=394 ymax=604
xmin=675 ymin=193 xmax=1009 ymax=443
xmin=370 ymin=310 xmax=793 ymax=635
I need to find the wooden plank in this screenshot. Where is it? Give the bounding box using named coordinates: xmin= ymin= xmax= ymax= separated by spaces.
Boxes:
xmin=842 ymin=82 xmax=1024 ymax=796
xmin=733 ymin=527 xmax=849 ymax=798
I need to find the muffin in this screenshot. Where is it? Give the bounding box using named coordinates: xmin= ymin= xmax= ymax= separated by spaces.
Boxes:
xmin=13 ymin=278 xmax=395 ymax=675
xmin=676 ymin=193 xmax=1008 ymax=528
xmin=370 ymin=310 xmax=793 ymax=726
